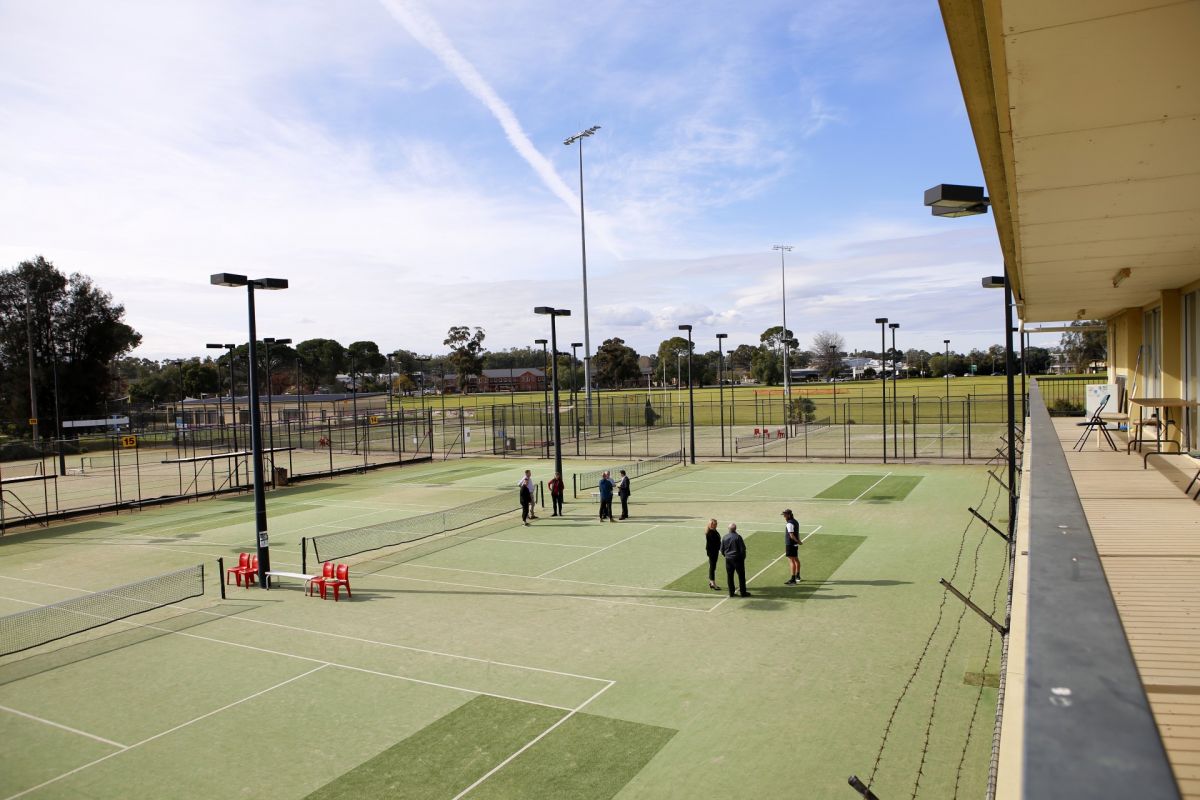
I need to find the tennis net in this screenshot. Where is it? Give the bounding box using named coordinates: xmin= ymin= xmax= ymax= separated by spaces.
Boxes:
xmin=0 ymin=564 xmax=206 ymax=658
xmin=574 ymin=449 xmax=683 ymax=492
xmin=308 ymin=488 xmax=532 ymax=564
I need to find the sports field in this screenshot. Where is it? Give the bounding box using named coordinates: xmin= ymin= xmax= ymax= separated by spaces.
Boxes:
xmin=0 ymin=456 xmax=1007 ymax=799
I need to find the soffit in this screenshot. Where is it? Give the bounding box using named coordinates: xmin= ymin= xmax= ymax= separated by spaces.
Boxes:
xmin=999 ymin=0 xmax=1200 ymax=322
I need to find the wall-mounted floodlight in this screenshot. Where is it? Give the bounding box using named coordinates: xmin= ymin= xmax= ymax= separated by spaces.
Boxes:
xmin=924 ymin=184 xmax=990 ymax=217
xmin=982 ymin=276 xmax=1006 ymax=289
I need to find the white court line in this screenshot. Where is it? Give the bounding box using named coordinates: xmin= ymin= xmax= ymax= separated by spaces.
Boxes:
xmin=452 ymin=681 xmax=615 ymax=800
xmin=388 ymin=562 xmax=712 ymax=597
xmin=707 ymin=526 xmax=822 ymax=613
xmin=537 ymin=525 xmax=660 ymax=579
xmin=485 ymin=538 xmax=602 ymax=550
xmin=729 ymin=472 xmax=782 ymax=495
xmin=849 ymin=472 xmax=892 ymax=505
xmin=0 ymin=574 xmax=614 ymax=683
xmin=4 ymin=665 xmax=327 ymax=800
xmin=0 ymin=703 xmax=128 ymax=749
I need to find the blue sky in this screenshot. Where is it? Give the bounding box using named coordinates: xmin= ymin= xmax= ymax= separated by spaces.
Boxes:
xmin=0 ymin=0 xmax=1009 ymax=361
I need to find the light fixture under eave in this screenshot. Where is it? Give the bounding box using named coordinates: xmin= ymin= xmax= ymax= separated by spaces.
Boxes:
xmin=1076 ymin=309 xmax=1087 ymax=320
xmin=1112 ymin=267 xmax=1131 ymax=288
xmin=924 ymin=184 xmax=990 ymax=217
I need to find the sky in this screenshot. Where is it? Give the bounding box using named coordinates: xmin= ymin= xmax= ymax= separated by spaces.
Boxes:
xmin=0 ymin=0 xmax=1011 ymax=362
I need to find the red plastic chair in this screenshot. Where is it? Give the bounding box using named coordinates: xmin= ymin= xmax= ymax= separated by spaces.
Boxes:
xmin=777 ymin=429 xmax=785 ymax=439
xmin=225 ymin=553 xmax=250 ymax=586
xmin=308 ymin=561 xmax=336 ymax=598
xmin=237 ymin=556 xmax=259 ymax=588
xmin=753 ymin=427 xmax=760 ymax=436
xmin=323 ymin=564 xmax=352 ymax=602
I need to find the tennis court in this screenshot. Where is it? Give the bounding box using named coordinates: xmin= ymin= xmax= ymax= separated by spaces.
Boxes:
xmin=0 ymin=455 xmax=1006 ymax=799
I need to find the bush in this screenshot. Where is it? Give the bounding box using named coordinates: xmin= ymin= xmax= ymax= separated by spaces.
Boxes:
xmin=1049 ymin=398 xmax=1085 ymax=416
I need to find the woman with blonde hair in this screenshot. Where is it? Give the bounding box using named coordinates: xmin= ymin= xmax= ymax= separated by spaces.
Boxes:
xmin=704 ymin=518 xmax=721 ymax=590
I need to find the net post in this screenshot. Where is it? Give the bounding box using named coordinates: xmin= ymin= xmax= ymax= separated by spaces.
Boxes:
xmin=539 ymin=480 xmax=545 ymax=508
xmin=217 ymin=558 xmax=225 ymax=599
xmin=573 ymin=474 xmax=577 ymax=499
xmin=301 ymin=537 xmax=307 ymax=574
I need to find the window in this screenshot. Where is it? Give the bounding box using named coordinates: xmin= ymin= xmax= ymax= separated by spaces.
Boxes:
xmin=1142 ymin=306 xmax=1162 ymax=399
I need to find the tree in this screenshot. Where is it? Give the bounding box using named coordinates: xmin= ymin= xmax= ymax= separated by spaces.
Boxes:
xmin=751 ymin=347 xmax=781 ymax=385
xmin=347 ymin=341 xmax=387 ymax=388
xmin=811 ymin=331 xmax=846 ymax=378
xmin=0 ymin=256 xmax=141 ymax=430
xmin=728 ymin=344 xmax=757 ymax=372
xmin=295 ymin=338 xmax=346 ymax=388
xmin=592 ymin=337 xmax=640 ymax=388
xmin=760 ymin=325 xmax=798 ymax=354
xmin=1061 ymin=321 xmax=1106 ymax=373
xmin=1025 ymin=346 xmax=1052 ymax=374
xmin=444 ymin=326 xmax=486 ymax=393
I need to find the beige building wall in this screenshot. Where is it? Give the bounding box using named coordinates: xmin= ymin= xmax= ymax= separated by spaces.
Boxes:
xmin=1160 ymin=290 xmax=1183 ymax=399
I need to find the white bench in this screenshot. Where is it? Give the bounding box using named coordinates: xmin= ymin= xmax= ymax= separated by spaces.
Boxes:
xmin=265 ymin=570 xmax=319 ymax=594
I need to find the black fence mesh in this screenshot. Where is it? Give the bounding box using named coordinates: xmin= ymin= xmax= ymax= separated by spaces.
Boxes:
xmin=574 ymin=449 xmax=684 ymax=492
xmin=0 ymin=564 xmax=206 ymax=657
xmin=308 ymin=487 xmax=535 ymax=564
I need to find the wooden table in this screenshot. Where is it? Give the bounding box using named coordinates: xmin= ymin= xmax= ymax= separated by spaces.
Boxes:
xmin=1129 ymin=397 xmax=1198 ymax=466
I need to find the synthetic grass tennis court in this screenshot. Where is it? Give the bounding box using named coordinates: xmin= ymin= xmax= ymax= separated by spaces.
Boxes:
xmin=0 ymin=457 xmax=1006 ymax=799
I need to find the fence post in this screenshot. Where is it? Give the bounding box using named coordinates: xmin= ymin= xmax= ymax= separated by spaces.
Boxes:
xmin=218 ymin=557 xmax=226 ymax=599
xmin=327 ymin=420 xmax=334 ymax=477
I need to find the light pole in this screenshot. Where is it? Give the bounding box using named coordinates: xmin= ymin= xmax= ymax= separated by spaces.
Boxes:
xmin=717 ymin=333 xmax=728 ymax=457
xmin=263 ymin=337 xmax=291 ymax=470
xmin=944 ymin=339 xmax=951 ymax=397
xmin=564 ymin=124 xmax=600 ymax=428
xmin=210 ymin=273 xmax=288 ymax=590
xmin=535 ymin=308 xmax=571 ymax=479
xmin=415 ymin=356 xmax=431 ymax=451
xmin=24 ymin=300 xmax=38 ymax=444
xmin=773 ymin=244 xmax=793 ymax=404
xmin=207 ymin=342 xmax=239 ymax=482
xmin=983 ymin=276 xmax=1017 ymax=535
xmin=570 ymin=342 xmax=582 ymax=452
xmin=169 ymin=358 xmax=186 ymax=459
xmin=295 ymin=357 xmax=304 ymax=448
xmin=875 ymin=318 xmax=888 ymax=464
xmin=889 ymin=322 xmax=899 ymax=458
xmin=535 ymin=337 xmax=550 ymax=459
xmin=679 ymin=324 xmax=695 ymax=464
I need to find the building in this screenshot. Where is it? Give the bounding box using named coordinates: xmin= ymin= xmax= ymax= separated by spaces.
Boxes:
xmin=938 ymin=1 xmax=1199 ymax=796
xmin=441 ymin=368 xmax=545 ymax=393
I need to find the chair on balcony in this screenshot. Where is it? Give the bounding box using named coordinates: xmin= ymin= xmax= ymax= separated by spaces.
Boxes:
xmin=1074 ymin=394 xmax=1117 ymax=451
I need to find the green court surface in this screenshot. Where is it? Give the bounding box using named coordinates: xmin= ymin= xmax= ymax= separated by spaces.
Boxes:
xmin=0 ymin=455 xmax=1007 ymax=799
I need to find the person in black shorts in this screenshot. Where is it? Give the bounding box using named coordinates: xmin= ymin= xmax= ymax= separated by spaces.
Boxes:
xmin=704 ymin=518 xmax=721 ymax=590
xmin=782 ymin=508 xmax=802 ymax=584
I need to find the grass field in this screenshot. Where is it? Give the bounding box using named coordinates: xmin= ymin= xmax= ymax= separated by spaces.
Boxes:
xmin=0 ymin=456 xmax=1008 ymax=799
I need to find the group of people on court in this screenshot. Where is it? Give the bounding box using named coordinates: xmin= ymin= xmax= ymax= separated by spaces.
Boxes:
xmin=704 ymin=509 xmax=803 ymax=598
xmin=517 ymin=468 xmax=631 ymax=525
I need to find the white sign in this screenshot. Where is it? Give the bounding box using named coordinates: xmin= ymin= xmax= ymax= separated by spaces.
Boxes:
xmin=1085 ymin=383 xmax=1119 ymax=416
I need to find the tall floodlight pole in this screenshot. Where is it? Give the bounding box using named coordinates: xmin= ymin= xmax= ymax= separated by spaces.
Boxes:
xmin=944 ymin=339 xmax=951 ymax=397
xmin=263 ymin=337 xmax=291 ymax=470
xmin=211 ymin=273 xmax=288 ymax=590
xmin=679 ymin=324 xmax=695 ymax=464
xmin=570 ymin=342 xmax=582 ymax=452
xmin=295 ymin=357 xmax=304 ymax=448
xmin=772 ymin=245 xmax=794 ymax=407
xmin=875 ymin=318 xmax=888 ymax=464
xmin=535 ymin=338 xmax=550 ymax=458
xmin=716 ymin=333 xmax=728 ymax=457
xmin=535 ymin=308 xmax=571 ymax=479
xmin=207 ymin=342 xmax=239 ymax=482
xmin=889 ymin=323 xmax=899 ymax=458
xmin=24 ymin=300 xmax=38 ymax=443
xmin=564 ymin=125 xmax=600 ymax=427
xmin=169 ymin=358 xmax=186 ymax=459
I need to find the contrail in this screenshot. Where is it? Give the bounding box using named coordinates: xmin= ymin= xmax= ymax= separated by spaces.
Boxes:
xmin=379 ymin=0 xmax=580 ymax=212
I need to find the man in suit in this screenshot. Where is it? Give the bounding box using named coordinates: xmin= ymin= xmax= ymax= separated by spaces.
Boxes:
xmin=720 ymin=523 xmax=751 ymax=597
xmin=617 ymin=469 xmax=631 ymax=519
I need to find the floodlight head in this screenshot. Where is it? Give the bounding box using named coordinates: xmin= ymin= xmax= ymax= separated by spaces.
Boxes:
xmin=716 ymin=333 xmax=728 ymax=339
xmin=772 ymin=244 xmax=793 ymax=252
xmin=889 ymin=323 xmax=899 ymax=330
xmin=924 ymin=184 xmax=990 ymax=217
xmin=534 ymin=306 xmax=553 ymax=315
xmin=678 ymin=324 xmax=692 ymax=332
xmin=206 ymin=343 xmax=223 ymax=349
xmin=982 ymin=276 xmax=1006 ymax=289
xmin=944 ymin=339 xmax=950 ymax=344
xmin=563 ymin=125 xmax=601 ymax=145
xmin=535 ymin=338 xmax=548 ymax=345
xmin=276 ymin=338 xmax=292 ymax=345
xmin=211 ymin=273 xmax=248 ymax=287
xmin=251 ymin=277 xmax=288 ymax=290
xmin=875 ymin=317 xmax=888 ymax=324
xmin=571 ymin=342 xmax=583 ymax=348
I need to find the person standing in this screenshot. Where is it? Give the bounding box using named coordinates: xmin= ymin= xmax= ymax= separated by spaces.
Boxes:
xmin=617 ymin=469 xmax=631 ymax=519
xmin=518 ymin=469 xmax=536 ymax=526
xmin=548 ymin=472 xmax=565 ymax=516
xmin=598 ymin=471 xmax=615 ymax=522
xmin=704 ymin=518 xmax=721 ymax=591
xmin=721 ymin=522 xmax=751 ymax=597
xmin=782 ymin=508 xmax=802 ymax=585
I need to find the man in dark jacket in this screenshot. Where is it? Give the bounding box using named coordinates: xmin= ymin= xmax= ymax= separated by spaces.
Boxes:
xmin=720 ymin=523 xmax=751 ymax=597
xmin=598 ymin=471 xmax=615 ymax=522
xmin=617 ymin=469 xmax=631 ymax=519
